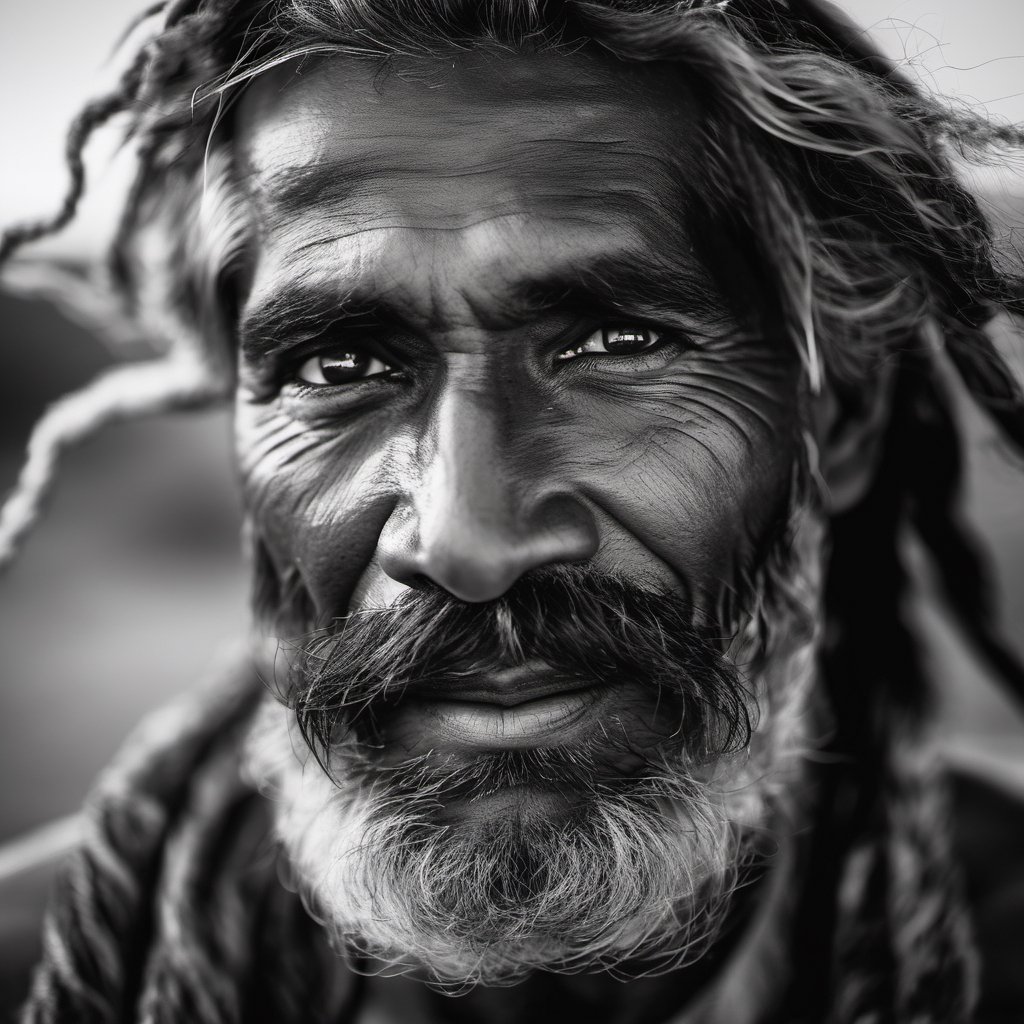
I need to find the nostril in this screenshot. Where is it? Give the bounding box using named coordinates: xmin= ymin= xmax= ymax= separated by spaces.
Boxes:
xmin=377 ymin=489 xmax=600 ymax=603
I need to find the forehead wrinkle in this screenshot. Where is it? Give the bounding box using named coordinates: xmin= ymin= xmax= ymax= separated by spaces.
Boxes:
xmin=262 ymin=191 xmax=677 ymax=251
xmin=237 ymin=59 xmax=697 ymax=232
xmin=251 ymin=135 xmax=682 ymax=231
xmin=237 ymin=51 xmax=715 ymax=336
xmin=240 ymin=53 xmax=686 ymax=158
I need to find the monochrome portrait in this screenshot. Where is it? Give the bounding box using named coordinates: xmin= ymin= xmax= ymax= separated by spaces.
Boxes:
xmin=1 ymin=2 xmax=1023 ymax=1021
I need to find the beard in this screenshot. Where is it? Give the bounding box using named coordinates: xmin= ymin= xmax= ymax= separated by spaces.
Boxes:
xmin=244 ymin=516 xmax=823 ymax=989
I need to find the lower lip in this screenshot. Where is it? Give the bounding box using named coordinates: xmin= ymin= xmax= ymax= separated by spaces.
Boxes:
xmin=416 ymin=688 xmax=605 ymax=748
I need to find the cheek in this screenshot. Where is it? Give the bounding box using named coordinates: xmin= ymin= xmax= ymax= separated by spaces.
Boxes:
xmin=552 ymin=356 xmax=800 ymax=603
xmin=235 ymin=399 xmax=402 ymax=617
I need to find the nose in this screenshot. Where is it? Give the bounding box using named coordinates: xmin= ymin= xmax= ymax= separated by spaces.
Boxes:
xmin=377 ymin=388 xmax=599 ymax=602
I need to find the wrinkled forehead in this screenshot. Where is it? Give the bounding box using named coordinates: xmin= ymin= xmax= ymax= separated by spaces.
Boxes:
xmin=234 ymin=47 xmax=700 ymax=241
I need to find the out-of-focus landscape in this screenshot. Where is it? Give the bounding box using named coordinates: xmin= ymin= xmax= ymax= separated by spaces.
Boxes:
xmin=0 ymin=291 xmax=248 ymax=842
xmin=1 ymin=0 xmax=1024 ymax=843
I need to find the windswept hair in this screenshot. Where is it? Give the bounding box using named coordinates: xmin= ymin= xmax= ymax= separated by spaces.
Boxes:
xmin=4 ymin=1 xmax=1024 ymax=1021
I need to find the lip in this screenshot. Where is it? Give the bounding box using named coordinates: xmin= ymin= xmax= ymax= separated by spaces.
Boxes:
xmin=386 ymin=660 xmax=609 ymax=751
xmin=415 ymin=686 xmax=606 ymax=747
xmin=403 ymin=659 xmax=587 ymax=707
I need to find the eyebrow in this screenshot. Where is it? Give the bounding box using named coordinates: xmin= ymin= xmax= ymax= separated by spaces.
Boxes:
xmin=239 ymin=284 xmax=392 ymax=363
xmin=513 ymin=254 xmax=728 ymax=327
xmin=238 ymin=249 xmax=731 ymax=364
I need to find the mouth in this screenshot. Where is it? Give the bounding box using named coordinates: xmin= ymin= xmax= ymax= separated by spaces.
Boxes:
xmin=383 ymin=660 xmax=611 ymax=754
xmin=404 ymin=660 xmax=595 ymax=706
xmin=414 ymin=686 xmax=606 ymax=746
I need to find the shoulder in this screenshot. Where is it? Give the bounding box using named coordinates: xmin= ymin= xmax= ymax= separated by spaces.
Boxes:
xmin=0 ymin=816 xmax=81 ymax=1020
xmin=945 ymin=741 xmax=1024 ymax=1024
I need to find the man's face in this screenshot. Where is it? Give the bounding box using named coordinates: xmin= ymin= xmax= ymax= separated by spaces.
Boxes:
xmin=233 ymin=46 xmax=813 ymax=982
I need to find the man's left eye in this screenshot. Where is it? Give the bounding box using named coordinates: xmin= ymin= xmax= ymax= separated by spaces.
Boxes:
xmin=555 ymin=326 xmax=663 ymax=363
xmin=294 ymin=349 xmax=391 ymax=386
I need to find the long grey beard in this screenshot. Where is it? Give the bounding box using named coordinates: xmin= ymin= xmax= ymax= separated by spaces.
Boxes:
xmin=243 ymin=510 xmax=826 ymax=990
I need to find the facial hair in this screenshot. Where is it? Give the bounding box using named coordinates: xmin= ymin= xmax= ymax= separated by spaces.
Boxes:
xmin=244 ymin=518 xmax=824 ymax=989
xmin=282 ymin=564 xmax=753 ymax=780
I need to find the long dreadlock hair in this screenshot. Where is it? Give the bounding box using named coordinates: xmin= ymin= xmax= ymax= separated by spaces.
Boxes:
xmin=4 ymin=1 xmax=1024 ymax=1022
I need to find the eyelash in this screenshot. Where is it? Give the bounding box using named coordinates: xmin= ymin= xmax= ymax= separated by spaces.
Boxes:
xmin=283 ymin=333 xmax=398 ymax=392
xmin=293 ymin=350 xmax=392 ymax=387
xmin=553 ymin=325 xmax=672 ymax=364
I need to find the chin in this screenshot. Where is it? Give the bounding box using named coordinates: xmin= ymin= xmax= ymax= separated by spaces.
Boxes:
xmin=243 ymin=681 xmax=807 ymax=990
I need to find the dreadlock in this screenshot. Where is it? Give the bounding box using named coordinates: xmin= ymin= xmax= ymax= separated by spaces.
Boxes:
xmin=4 ymin=1 xmax=1024 ymax=1021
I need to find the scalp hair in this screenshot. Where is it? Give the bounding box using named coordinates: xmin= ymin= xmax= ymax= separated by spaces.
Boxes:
xmin=3 ymin=2 xmax=1024 ymax=1022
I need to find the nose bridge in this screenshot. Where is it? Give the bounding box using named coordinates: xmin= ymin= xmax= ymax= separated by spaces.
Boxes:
xmin=422 ymin=380 xmax=516 ymax=535
xmin=379 ymin=380 xmax=598 ymax=602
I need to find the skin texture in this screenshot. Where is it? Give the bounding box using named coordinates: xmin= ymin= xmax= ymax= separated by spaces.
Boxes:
xmin=235 ymin=48 xmax=803 ymax=628
xmin=232 ymin=46 xmax=812 ymax=1021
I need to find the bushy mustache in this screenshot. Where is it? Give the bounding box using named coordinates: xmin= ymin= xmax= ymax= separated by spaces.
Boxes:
xmin=276 ymin=564 xmax=753 ymax=771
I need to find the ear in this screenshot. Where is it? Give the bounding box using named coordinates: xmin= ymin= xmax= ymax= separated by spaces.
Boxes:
xmin=813 ymin=368 xmax=895 ymax=513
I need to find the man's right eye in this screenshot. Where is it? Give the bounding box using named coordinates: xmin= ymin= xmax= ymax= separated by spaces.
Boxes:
xmin=294 ymin=349 xmax=392 ymax=386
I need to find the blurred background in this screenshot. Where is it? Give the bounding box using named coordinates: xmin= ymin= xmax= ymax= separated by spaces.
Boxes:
xmin=1 ymin=0 xmax=1023 ymax=843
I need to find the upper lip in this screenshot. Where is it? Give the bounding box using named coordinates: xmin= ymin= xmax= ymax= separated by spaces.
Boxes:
xmin=404 ymin=660 xmax=594 ymax=708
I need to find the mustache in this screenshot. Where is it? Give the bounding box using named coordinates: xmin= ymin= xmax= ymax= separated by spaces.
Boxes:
xmin=276 ymin=564 xmax=753 ymax=769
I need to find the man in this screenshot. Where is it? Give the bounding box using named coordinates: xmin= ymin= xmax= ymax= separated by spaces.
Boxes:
xmin=1 ymin=0 xmax=1023 ymax=1021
